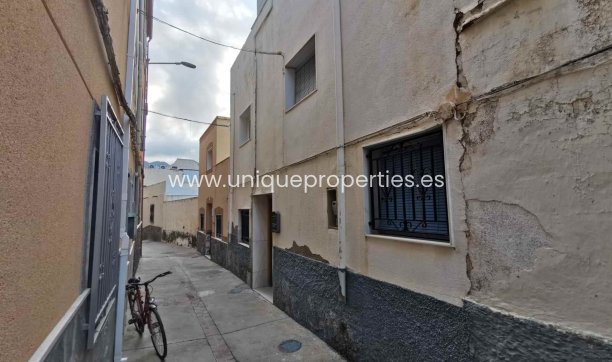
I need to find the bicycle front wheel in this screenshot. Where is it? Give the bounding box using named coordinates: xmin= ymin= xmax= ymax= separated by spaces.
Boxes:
xmin=148 ymin=308 xmax=168 ymax=359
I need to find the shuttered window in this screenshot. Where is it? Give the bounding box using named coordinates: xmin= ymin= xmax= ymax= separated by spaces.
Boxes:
xmin=368 ymin=130 xmax=449 ymax=241
xmin=294 ymin=55 xmax=315 ymax=103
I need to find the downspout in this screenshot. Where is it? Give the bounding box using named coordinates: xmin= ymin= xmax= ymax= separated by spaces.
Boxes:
xmin=229 ymin=93 xmax=235 ymax=239
xmin=332 ymin=0 xmax=347 ymax=298
xmin=114 ymin=0 xmax=138 ymax=360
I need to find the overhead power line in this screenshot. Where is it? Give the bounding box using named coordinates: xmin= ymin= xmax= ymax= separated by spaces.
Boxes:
xmin=139 ymin=10 xmax=283 ymax=56
xmin=148 ymin=110 xmax=230 ymax=127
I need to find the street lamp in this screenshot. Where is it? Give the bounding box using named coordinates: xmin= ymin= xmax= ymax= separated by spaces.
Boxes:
xmin=148 ymin=61 xmax=196 ymax=69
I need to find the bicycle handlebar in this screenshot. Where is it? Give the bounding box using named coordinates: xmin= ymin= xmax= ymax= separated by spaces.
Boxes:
xmin=127 ymin=271 xmax=172 ymax=287
xmin=145 ymin=271 xmax=172 ymax=284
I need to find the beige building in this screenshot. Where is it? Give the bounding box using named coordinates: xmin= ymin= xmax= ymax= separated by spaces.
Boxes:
xmin=227 ymin=0 xmax=612 ymax=360
xmin=198 ymin=116 xmax=230 ymax=238
xmin=142 ymin=159 xmax=199 ymax=246
xmin=0 ymin=0 xmax=151 ymax=361
xmin=197 ymin=117 xmax=233 ymax=257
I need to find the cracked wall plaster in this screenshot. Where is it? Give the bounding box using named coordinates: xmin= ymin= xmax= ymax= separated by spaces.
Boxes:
xmin=460 ymin=58 xmax=612 ymax=338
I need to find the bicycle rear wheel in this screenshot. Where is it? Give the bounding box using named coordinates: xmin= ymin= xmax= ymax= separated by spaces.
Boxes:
xmin=148 ymin=308 xmax=168 ymax=359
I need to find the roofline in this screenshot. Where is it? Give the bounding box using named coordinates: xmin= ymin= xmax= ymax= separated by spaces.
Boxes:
xmin=199 ymin=115 xmax=230 ymax=141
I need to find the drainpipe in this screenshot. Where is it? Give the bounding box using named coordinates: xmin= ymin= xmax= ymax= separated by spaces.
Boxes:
xmin=229 ymin=92 xmax=235 ymax=241
xmin=114 ymin=0 xmax=138 ymax=360
xmin=332 ymin=0 xmax=347 ymax=299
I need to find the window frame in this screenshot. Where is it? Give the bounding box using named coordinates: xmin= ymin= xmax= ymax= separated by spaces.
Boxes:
xmin=366 ymin=128 xmax=450 ymax=243
xmin=239 ymin=106 xmax=251 ymax=146
xmin=285 ymin=35 xmax=316 ymax=110
xmin=327 ymin=188 xmax=338 ymax=229
xmin=239 ymin=209 xmax=250 ymax=243
xmin=206 ymin=145 xmax=213 ymax=172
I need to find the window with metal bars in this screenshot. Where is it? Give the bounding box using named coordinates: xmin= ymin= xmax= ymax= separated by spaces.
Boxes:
xmin=294 ymin=55 xmax=315 ymax=103
xmin=285 ymin=36 xmax=315 ymax=109
xmin=367 ymin=129 xmax=449 ymax=241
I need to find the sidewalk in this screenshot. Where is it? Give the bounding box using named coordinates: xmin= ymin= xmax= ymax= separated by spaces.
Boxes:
xmin=122 ymin=241 xmax=343 ymax=362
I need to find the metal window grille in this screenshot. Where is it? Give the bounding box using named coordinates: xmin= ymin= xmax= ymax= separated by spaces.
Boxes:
xmin=240 ymin=209 xmax=250 ymax=243
xmin=368 ymin=130 xmax=449 ymax=241
xmin=88 ymin=96 xmax=124 ymax=347
xmin=294 ymin=55 xmax=315 ymax=103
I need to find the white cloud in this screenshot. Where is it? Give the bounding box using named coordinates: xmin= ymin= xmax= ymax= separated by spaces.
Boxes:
xmin=145 ymin=0 xmax=256 ymax=163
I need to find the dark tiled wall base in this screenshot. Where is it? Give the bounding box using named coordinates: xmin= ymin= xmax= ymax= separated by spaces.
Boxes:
xmin=466 ymin=301 xmax=612 ymax=360
xmin=273 ymin=247 xmax=612 ymax=362
xmin=210 ymin=238 xmax=251 ymax=284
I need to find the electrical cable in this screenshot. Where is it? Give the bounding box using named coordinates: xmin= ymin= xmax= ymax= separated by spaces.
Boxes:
xmin=138 ymin=10 xmax=283 ymax=56
xmin=147 ymin=110 xmax=230 ymax=127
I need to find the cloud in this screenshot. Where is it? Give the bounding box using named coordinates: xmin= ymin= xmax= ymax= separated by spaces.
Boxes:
xmin=145 ymin=0 xmax=255 ymax=163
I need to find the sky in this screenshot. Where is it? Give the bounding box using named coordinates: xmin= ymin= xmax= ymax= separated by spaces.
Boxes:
xmin=145 ymin=0 xmax=256 ymax=164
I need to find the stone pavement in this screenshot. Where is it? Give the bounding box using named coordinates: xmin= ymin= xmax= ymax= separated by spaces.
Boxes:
xmin=122 ymin=240 xmax=343 ymax=362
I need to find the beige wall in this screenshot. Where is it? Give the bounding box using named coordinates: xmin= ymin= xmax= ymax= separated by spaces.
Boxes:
xmin=457 ymin=0 xmax=612 ymax=337
xmin=230 ymin=0 xmax=612 ymax=340
xmin=163 ymin=197 xmax=199 ymax=239
xmin=0 ymin=1 xmax=130 ymax=360
xmin=143 ymin=182 xmax=165 ymax=228
xmin=215 ymin=118 xmax=231 ymax=164
xmin=143 ymin=181 xmax=198 ymax=244
xmin=199 ymin=117 xmax=230 ymax=239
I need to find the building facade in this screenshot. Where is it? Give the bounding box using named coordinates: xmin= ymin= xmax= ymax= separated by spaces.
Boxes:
xmin=228 ymin=0 xmax=612 ymax=360
xmin=196 ymin=117 xmax=247 ymax=274
xmin=0 ymin=0 xmax=150 ymax=360
xmin=142 ymin=158 xmax=199 ymax=245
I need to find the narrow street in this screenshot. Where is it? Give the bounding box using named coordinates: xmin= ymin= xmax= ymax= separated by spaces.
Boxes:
xmin=122 ymin=241 xmax=343 ymax=362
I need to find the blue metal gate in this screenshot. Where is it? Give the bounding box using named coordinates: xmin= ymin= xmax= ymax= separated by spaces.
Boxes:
xmin=87 ymin=96 xmax=124 ymax=347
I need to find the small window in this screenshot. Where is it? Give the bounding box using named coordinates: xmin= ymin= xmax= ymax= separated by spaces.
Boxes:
xmin=368 ymin=129 xmax=449 ymax=241
xmin=150 ymin=204 xmax=155 ymax=224
xmin=215 ymin=214 xmax=222 ymax=238
xmin=200 ymin=213 xmax=204 ymax=231
xmin=294 ymin=56 xmax=315 ymax=102
xmin=239 ymin=209 xmax=250 ymax=243
xmin=327 ymin=189 xmax=338 ymax=228
xmin=285 ymin=36 xmax=316 ymax=109
xmin=206 ymin=146 xmax=213 ymax=172
xmin=239 ymin=106 xmax=251 ymax=145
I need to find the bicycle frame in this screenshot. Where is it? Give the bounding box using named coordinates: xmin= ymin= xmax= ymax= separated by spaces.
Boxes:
xmin=131 ymin=284 xmax=157 ymax=326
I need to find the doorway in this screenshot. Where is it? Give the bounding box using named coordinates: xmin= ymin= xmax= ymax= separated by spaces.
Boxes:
xmin=252 ymin=194 xmax=273 ymax=300
xmin=206 ymin=203 xmax=213 ymax=234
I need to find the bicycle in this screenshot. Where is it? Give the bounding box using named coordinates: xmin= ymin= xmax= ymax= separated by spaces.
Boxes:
xmin=126 ymin=271 xmax=172 ymax=359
